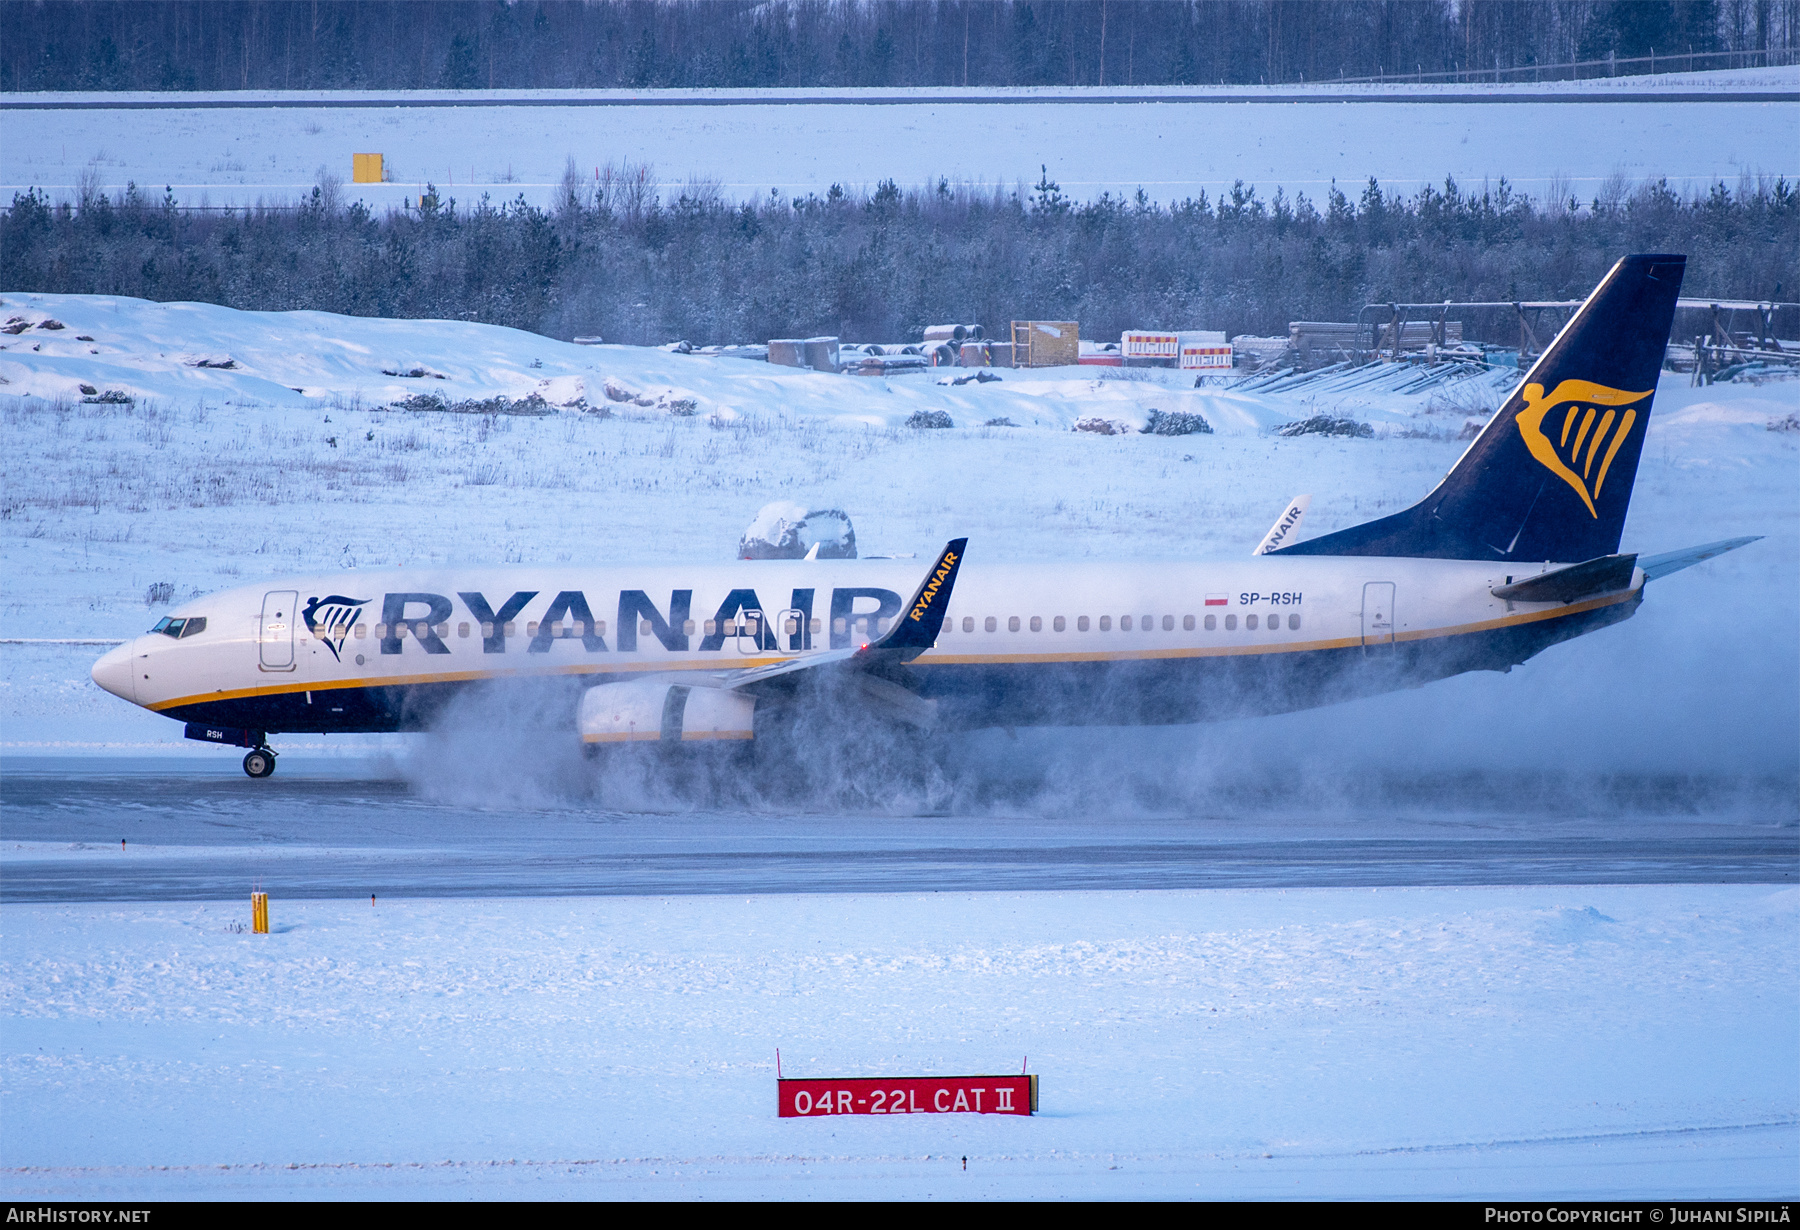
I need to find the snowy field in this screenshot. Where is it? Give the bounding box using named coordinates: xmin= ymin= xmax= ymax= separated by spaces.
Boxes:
xmin=4 ymin=887 xmax=1796 ymax=1199
xmin=1 ymin=291 xmax=1796 ymax=1198
xmin=4 ymin=69 xmax=1796 ymax=210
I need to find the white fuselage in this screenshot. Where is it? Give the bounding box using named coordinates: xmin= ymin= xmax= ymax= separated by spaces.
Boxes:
xmin=92 ymin=555 xmax=1642 ymax=733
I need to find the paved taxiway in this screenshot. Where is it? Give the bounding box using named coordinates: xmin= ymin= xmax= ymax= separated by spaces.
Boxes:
xmin=4 ymin=757 xmax=1792 ymax=902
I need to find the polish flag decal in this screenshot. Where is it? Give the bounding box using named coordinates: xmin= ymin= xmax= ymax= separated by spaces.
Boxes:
xmin=1205 ymin=594 xmax=1229 ymax=607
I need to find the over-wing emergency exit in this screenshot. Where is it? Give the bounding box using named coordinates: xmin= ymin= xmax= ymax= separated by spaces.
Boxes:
xmin=91 ymin=254 xmax=1758 ymax=776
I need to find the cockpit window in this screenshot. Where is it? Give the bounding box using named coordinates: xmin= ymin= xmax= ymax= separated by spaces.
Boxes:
xmin=149 ymin=616 xmax=206 ymax=638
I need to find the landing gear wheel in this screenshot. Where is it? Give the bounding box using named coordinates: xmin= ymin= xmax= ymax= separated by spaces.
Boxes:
xmin=242 ymin=748 xmax=276 ymax=778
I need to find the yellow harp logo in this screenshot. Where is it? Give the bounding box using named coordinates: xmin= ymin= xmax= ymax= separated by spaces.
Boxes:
xmin=1515 ymin=379 xmax=1651 ymax=518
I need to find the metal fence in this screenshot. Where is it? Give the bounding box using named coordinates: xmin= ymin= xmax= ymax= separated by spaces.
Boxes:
xmin=1335 ymin=45 xmax=1798 ymax=86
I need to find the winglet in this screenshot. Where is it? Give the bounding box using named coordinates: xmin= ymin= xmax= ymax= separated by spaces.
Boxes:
xmin=1254 ymin=494 xmax=1311 ymax=556
xmin=864 ymin=538 xmax=967 ymax=660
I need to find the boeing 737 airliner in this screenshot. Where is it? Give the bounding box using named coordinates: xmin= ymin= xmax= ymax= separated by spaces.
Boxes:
xmin=92 ymin=254 xmax=1757 ymax=777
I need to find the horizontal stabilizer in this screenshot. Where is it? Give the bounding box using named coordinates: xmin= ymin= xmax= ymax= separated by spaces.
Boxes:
xmin=1491 ymin=553 xmax=1637 ymax=604
xmin=1639 ymin=536 xmax=1761 ymax=582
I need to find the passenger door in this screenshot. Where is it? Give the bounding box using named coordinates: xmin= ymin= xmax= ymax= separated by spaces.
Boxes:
xmin=1361 ymin=582 xmax=1396 ymax=651
xmin=259 ymin=590 xmax=298 ymax=670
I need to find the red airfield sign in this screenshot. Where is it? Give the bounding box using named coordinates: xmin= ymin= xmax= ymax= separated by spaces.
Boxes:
xmin=779 ymin=1075 xmax=1037 ymax=1117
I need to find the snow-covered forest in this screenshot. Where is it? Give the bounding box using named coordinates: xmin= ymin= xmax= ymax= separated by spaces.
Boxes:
xmin=4 ymin=169 xmax=1795 ymax=345
xmin=4 ymin=0 xmax=1793 ymax=92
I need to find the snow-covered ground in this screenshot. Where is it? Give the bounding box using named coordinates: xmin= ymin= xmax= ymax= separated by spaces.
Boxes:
xmin=1 ymin=292 xmax=1795 ymax=1198
xmin=5 ymin=69 xmax=1795 ymax=210
xmin=4 ymin=886 xmax=1795 ymax=1199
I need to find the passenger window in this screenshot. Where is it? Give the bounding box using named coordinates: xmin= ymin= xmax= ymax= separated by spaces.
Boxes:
xmin=1121 ymin=615 xmax=1133 ymax=631
xmin=1053 ymin=616 xmax=1066 ymax=632
xmin=1141 ymin=616 xmax=1152 ymax=631
xmin=985 ymin=616 xmax=997 ymax=632
xmin=810 ymin=618 xmax=822 ymax=634
xmin=1162 ymin=615 xmax=1174 ymax=631
xmin=1204 ymin=614 xmax=1216 ymax=631
xmin=1099 ymin=616 xmax=1111 ymax=631
xmin=354 ymin=623 xmax=366 ymax=639
xmin=1008 ymin=616 xmax=1021 ymax=632
xmin=181 ymin=617 xmax=207 ymax=637
xmin=1288 ymin=613 xmax=1301 ymax=631
xmin=1224 ymin=614 xmax=1237 ymax=630
xmin=1183 ymin=614 xmax=1195 ymax=631
xmin=961 ymin=617 xmax=973 ymax=632
xmin=396 ymin=624 xmax=410 ymax=639
xmin=1078 ymin=616 xmax=1090 ymax=632
xmin=1246 ymin=614 xmax=1258 ymax=630
xmin=525 ymin=622 xmax=537 ymax=638
xmin=684 ymin=619 xmax=696 ymax=636
xmin=833 ymin=618 xmax=847 ymax=635
xmin=705 ymin=619 xmax=718 ymax=636
xmin=596 ymin=620 xmax=606 ymax=637
xmin=504 ymin=622 xmax=516 ymax=638
xmin=481 ymin=622 xmax=494 ymax=638
xmin=374 ymin=623 xmax=388 ymax=639
xmin=457 ymin=622 xmax=469 ymax=638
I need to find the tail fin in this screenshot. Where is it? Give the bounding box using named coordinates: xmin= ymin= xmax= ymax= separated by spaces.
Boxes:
xmin=1275 ymin=254 xmax=1685 ymax=562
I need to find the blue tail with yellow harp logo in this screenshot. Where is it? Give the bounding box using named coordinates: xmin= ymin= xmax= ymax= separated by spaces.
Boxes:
xmin=1273 ymin=254 xmax=1685 ymax=563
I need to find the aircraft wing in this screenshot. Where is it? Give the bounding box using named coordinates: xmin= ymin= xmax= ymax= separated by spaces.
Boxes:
xmin=1638 ymin=536 xmax=1761 ymax=582
xmin=711 ymin=646 xmax=862 ymax=689
xmin=699 ymin=537 xmax=968 ymax=693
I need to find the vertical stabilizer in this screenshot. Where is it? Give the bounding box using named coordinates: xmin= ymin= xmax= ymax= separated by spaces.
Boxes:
xmin=1275 ymin=254 xmax=1685 ymax=562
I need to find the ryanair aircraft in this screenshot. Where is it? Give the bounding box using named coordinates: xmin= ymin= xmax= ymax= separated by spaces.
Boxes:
xmin=92 ymin=254 xmax=1756 ymax=777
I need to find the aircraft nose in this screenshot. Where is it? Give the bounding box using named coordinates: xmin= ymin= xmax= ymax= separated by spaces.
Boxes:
xmin=91 ymin=639 xmax=138 ymax=703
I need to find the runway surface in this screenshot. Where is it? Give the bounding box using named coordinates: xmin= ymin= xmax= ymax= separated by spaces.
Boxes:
xmin=4 ymin=757 xmax=1793 ymax=902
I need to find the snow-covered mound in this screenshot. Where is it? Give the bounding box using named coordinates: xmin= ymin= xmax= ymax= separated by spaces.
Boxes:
xmin=0 ymin=291 xmax=1541 ymax=435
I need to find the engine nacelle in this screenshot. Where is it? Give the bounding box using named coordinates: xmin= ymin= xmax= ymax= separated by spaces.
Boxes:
xmin=578 ymin=679 xmax=756 ymax=744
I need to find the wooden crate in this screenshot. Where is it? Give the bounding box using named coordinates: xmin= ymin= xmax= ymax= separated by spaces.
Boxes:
xmin=1010 ymin=321 xmax=1079 ymax=367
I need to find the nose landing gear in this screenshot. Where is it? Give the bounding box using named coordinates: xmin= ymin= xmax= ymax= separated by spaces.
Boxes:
xmin=242 ymin=747 xmax=277 ymax=778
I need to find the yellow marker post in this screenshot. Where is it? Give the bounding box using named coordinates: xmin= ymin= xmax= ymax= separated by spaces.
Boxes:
xmin=251 ymin=891 xmax=269 ymax=934
xmin=352 ymin=153 xmax=384 ymax=184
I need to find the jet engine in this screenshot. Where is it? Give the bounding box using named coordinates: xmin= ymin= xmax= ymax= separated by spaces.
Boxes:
xmin=578 ymin=679 xmax=756 ymax=745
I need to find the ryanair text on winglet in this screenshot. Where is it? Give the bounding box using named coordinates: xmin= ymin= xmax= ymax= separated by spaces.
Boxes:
xmin=909 ymin=550 xmax=958 ymax=623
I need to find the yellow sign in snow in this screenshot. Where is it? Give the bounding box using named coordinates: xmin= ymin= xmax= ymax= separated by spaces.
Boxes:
xmin=353 ymin=153 xmax=384 ymax=184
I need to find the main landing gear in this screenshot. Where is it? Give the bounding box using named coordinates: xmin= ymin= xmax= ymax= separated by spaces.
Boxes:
xmin=242 ymin=746 xmax=277 ymax=778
